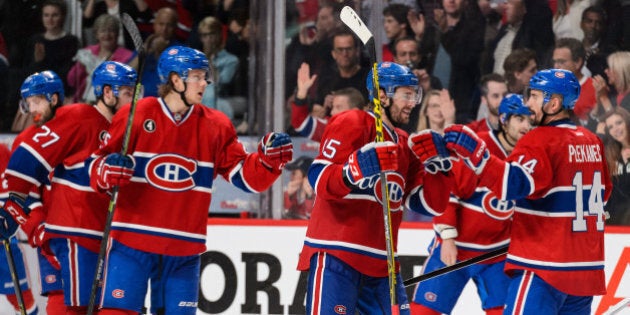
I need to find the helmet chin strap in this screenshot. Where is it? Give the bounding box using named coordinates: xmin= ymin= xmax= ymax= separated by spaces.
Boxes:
xmin=102 ymin=95 xmax=119 ymax=114
xmin=539 ymin=99 xmax=563 ymax=126
xmin=174 ymin=82 xmax=193 ymax=108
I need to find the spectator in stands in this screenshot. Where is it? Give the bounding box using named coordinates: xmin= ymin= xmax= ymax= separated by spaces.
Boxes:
xmin=23 ymin=0 xmax=79 ymax=99
xmin=382 ymin=3 xmax=414 ymax=62
xmin=393 ymin=37 xmax=441 ymax=93
xmin=553 ymin=38 xmax=597 ymax=131
xmin=470 ymin=73 xmax=508 ymax=132
xmin=198 ymin=16 xmax=239 ymax=121
xmin=141 ymin=7 xmax=182 ymax=97
xmin=290 ymin=61 xmax=365 ymax=142
xmin=314 ymin=30 xmax=369 ymax=113
xmin=392 ymin=37 xmax=442 ymax=133
xmin=580 ymin=6 xmax=609 ymax=81
xmin=478 ymin=0 xmax=504 ymax=73
xmin=68 ymin=14 xmax=136 ymax=103
xmin=285 ymin=2 xmax=343 ymax=100
xmin=553 ymin=0 xmax=595 ymax=40
xmin=224 ymin=8 xmax=250 ymax=98
xmin=406 ymin=6 xmax=440 ymax=73
xmin=283 ymin=155 xmax=315 ymax=219
xmin=82 ymin=0 xmax=153 ymax=50
xmin=593 ymin=51 xmax=630 ymax=113
xmin=432 ymin=0 xmax=485 ymax=124
xmin=601 ymin=107 xmax=630 ymax=225
xmin=503 ymin=48 xmax=537 ymax=95
xmin=485 ymin=0 xmax=553 ymax=75
xmin=416 ymin=89 xmax=455 ymax=134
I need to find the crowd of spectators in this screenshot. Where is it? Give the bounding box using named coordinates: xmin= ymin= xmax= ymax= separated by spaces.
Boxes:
xmin=0 ymin=0 xmax=250 ymax=132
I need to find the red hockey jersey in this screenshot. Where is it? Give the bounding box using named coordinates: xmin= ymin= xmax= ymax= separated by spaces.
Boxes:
xmin=434 ymin=130 xmax=511 ymax=262
xmin=5 ymin=104 xmax=111 ymax=252
xmin=90 ymin=97 xmax=280 ymax=256
xmin=297 ymin=109 xmax=452 ymax=277
xmin=479 ymin=120 xmax=612 ymax=296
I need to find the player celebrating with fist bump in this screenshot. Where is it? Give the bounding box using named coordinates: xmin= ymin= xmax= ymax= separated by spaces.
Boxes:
xmin=443 ymin=69 xmax=611 ymax=315
xmin=298 ymin=62 xmax=453 ymax=315
xmin=88 ymin=46 xmax=293 ymax=315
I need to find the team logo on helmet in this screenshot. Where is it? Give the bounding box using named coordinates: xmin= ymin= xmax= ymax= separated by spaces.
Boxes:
xmin=168 ymin=48 xmax=178 ymax=55
xmin=554 ymin=71 xmax=565 ymax=78
xmin=373 ymin=172 xmax=405 ymax=212
xmin=481 ymin=191 xmax=515 ymax=220
xmin=424 ymin=292 xmax=437 ymax=302
xmin=145 ymin=154 xmax=197 ymax=191
xmin=106 ymin=63 xmax=116 ymax=72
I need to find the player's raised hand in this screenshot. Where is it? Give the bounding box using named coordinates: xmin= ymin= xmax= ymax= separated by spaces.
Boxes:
xmin=343 ymin=141 xmax=398 ymax=188
xmin=443 ymin=125 xmax=489 ymax=174
xmin=408 ymin=129 xmax=452 ymax=174
xmin=0 ymin=194 xmax=28 ymax=239
xmin=258 ymin=132 xmax=293 ymax=172
xmin=95 ymin=153 xmax=136 ymax=190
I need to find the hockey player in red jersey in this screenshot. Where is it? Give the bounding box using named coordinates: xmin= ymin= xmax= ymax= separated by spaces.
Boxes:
xmin=298 ymin=62 xmax=453 ymax=315
xmin=444 ymin=69 xmax=612 ymax=314
xmin=411 ymin=94 xmax=532 ymax=315
xmin=2 ymin=70 xmax=70 ymax=315
xmin=0 ymin=63 xmax=137 ymax=315
xmin=0 ymin=143 xmax=40 ymax=315
xmin=89 ymin=46 xmax=293 ymax=315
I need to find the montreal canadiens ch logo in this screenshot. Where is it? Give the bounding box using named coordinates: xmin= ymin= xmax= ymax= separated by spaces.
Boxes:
xmin=373 ymin=172 xmax=405 ymax=212
xmin=481 ymin=191 xmax=515 ymax=220
xmin=145 ymin=154 xmax=197 ymax=191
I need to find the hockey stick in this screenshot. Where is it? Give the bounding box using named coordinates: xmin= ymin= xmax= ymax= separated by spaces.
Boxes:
xmin=3 ymin=239 xmax=27 ymax=315
xmin=87 ymin=13 xmax=146 ymax=315
xmin=403 ymin=246 xmax=508 ymax=287
xmin=340 ymin=6 xmax=399 ymax=314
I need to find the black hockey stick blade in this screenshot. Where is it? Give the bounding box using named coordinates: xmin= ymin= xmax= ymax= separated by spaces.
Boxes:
xmin=403 ymin=246 xmax=508 ymax=287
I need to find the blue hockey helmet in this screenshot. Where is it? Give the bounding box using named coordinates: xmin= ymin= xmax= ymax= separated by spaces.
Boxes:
xmin=499 ymin=94 xmax=531 ymax=124
xmin=366 ymin=62 xmax=420 ymax=103
xmin=157 ymin=46 xmax=210 ymax=84
xmin=20 ymin=70 xmax=64 ymax=105
xmin=92 ymin=61 xmax=138 ymax=98
xmin=526 ymin=69 xmax=580 ymax=110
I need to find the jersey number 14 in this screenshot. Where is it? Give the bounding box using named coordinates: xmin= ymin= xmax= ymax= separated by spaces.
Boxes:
xmin=572 ymin=171 xmax=605 ymax=232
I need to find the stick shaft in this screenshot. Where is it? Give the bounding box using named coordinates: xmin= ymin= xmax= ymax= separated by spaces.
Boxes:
xmin=403 ymin=246 xmax=508 ymax=287
xmin=86 ymin=13 xmax=146 ymax=315
xmin=4 ymin=240 xmax=27 ymax=315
